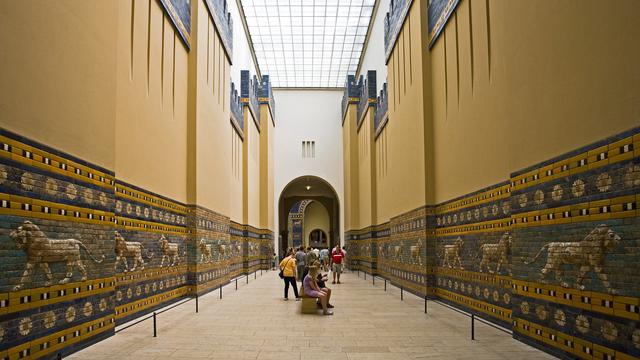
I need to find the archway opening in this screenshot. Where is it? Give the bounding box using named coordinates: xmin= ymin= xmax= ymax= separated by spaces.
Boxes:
xmin=278 ymin=176 xmax=339 ymax=258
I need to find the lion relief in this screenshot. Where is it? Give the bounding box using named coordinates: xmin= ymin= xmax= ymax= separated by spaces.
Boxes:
xmin=11 ymin=221 xmax=105 ymax=291
xmin=525 ymin=224 xmax=620 ymax=293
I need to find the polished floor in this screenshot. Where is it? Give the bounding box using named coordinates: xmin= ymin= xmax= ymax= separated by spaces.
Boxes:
xmin=68 ymin=270 xmax=555 ymax=360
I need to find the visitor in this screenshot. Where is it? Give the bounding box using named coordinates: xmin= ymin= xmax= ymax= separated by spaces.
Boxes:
xmin=319 ymin=247 xmax=329 ymax=271
xmin=331 ymin=245 xmax=346 ymax=284
xmin=295 ymin=246 xmax=306 ymax=282
xmin=303 ymin=265 xmax=333 ymax=315
xmin=313 ymin=261 xmax=333 ymax=309
xmin=272 ymin=252 xmax=277 ymax=270
xmin=279 ymin=248 xmax=300 ymax=301
xmin=306 ymin=246 xmax=319 ymax=272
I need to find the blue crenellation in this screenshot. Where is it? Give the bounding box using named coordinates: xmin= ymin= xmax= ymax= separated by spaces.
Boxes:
xmin=230 ymin=82 xmax=244 ymax=132
xmin=374 ymin=82 xmax=388 ymax=134
xmin=258 ymin=75 xmax=276 ymax=122
xmin=240 ymin=70 xmax=261 ymax=128
xmin=341 ymin=74 xmax=361 ymax=124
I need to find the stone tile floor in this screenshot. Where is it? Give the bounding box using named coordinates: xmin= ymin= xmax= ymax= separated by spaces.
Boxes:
xmin=68 ymin=271 xmax=556 ymax=359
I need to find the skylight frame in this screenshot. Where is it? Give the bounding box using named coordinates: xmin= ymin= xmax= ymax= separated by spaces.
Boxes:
xmin=241 ymin=0 xmax=375 ymax=88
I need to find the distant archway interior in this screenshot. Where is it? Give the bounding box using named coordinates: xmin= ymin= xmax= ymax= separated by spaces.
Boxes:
xmin=278 ymin=176 xmax=339 ymax=259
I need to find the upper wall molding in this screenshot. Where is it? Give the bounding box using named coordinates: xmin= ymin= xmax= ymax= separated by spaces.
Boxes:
xmin=383 ymin=0 xmax=414 ymax=63
xmin=159 ymin=0 xmax=192 ymax=49
xmin=230 ymin=82 xmax=245 ymax=138
xmin=204 ymin=0 xmax=234 ymax=63
xmin=427 ymin=0 xmax=461 ymax=48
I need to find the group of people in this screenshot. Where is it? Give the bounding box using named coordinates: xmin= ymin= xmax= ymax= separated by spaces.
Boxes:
xmin=278 ymin=245 xmax=347 ymax=315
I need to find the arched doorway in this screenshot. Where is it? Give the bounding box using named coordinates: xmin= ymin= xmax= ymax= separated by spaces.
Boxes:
xmin=278 ymin=176 xmax=340 ymax=258
xmin=308 ymin=229 xmax=328 ymax=248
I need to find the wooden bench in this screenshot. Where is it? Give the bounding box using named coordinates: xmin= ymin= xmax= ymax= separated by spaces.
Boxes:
xmin=299 ymin=288 xmax=319 ymax=314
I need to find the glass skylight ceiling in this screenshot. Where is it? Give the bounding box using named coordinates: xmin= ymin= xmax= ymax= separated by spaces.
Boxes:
xmin=241 ymin=0 xmax=375 ymax=87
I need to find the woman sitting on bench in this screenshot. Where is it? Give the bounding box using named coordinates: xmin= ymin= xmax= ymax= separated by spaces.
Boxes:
xmin=303 ymin=265 xmax=333 ymax=315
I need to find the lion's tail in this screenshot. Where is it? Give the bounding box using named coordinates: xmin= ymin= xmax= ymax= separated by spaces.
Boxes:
xmin=78 ymin=242 xmax=105 ymax=263
xmin=523 ymin=244 xmax=549 ymax=265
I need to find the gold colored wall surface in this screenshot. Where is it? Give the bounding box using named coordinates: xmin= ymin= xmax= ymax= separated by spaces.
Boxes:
xmin=357 ymin=111 xmax=376 ymax=228
xmin=115 ymin=0 xmax=188 ymax=203
xmin=260 ymin=106 xmax=275 ymax=230
xmin=0 ymin=1 xmax=118 ymax=169
xmin=429 ymin=0 xmax=640 ymax=203
xmin=376 ymin=0 xmax=428 ymax=222
xmin=342 ymin=104 xmax=360 ymax=231
xmin=187 ymin=0 xmax=232 ymax=214
xmin=243 ymin=111 xmax=261 ymax=227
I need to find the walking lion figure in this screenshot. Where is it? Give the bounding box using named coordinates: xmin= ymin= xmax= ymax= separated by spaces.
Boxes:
xmin=159 ymin=235 xmax=180 ymax=267
xmin=114 ymin=230 xmax=152 ymax=272
xmin=11 ymin=220 xmax=105 ymax=291
xmin=524 ymin=224 xmax=620 ymax=293
xmin=478 ymin=232 xmax=512 ymax=275
xmin=442 ymin=237 xmax=464 ymax=269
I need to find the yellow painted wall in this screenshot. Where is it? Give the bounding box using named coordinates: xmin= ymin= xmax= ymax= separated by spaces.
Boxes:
xmin=303 ymin=201 xmax=330 ymax=246
xmin=430 ymin=0 xmax=640 ymax=203
xmin=243 ymin=110 xmax=261 ymax=227
xmin=260 ymin=106 xmax=275 ymax=230
xmin=342 ymin=105 xmax=360 ymax=231
xmin=115 ymin=0 xmax=188 ymax=203
xmin=187 ymin=0 xmax=232 ymax=214
xmin=230 ymin=128 xmax=243 ymax=222
xmin=0 ymin=1 xmax=118 ymax=169
xmin=357 ymin=110 xmax=376 ymax=228
xmin=375 ymin=0 xmax=428 ymax=222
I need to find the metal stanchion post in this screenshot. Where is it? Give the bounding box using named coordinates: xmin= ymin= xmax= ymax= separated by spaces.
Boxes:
xmin=401 ymin=286 xmax=404 ymax=301
xmin=235 ymin=278 xmax=238 ymax=290
xmin=424 ymin=296 xmax=427 ymax=314
xmin=246 ymin=274 xmax=249 ymax=284
xmin=255 ymin=271 xmax=257 ymax=279
xmin=196 ymin=295 xmax=199 ymax=313
xmin=373 ymin=275 xmax=375 ymax=285
xmin=219 ymin=285 xmax=222 ymax=299
xmin=384 ymin=279 xmax=387 ymax=291
xmin=153 ymin=312 xmax=157 ymax=337
xmin=471 ymin=314 xmax=475 ymax=340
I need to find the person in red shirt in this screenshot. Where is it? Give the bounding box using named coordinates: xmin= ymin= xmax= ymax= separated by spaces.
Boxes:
xmin=330 ymin=245 xmax=346 ymax=284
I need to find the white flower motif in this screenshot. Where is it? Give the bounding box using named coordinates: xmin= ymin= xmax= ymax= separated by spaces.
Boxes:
xmin=596 ymin=173 xmax=612 ymax=192
xmin=19 ymin=317 xmax=32 ymax=336
xmin=135 ymin=206 xmax=142 ymax=216
xmin=520 ymin=301 xmax=530 ymax=315
xmin=475 ymin=286 xmax=481 ymax=297
xmin=83 ymin=302 xmax=93 ymax=317
xmin=492 ymin=205 xmax=499 ymax=216
xmin=572 ymin=179 xmax=585 ymax=198
xmin=601 ymin=321 xmax=618 ymax=341
xmin=482 ymin=207 xmax=489 ymax=218
xmin=554 ymin=309 xmax=566 ymax=327
xmin=45 ymin=178 xmax=58 ymax=195
xmin=126 ymin=203 xmax=133 ymax=214
xmin=535 ymin=305 xmax=548 ymax=320
xmin=466 ymin=211 xmax=472 ymax=221
xmin=0 ymin=165 xmax=8 ymax=184
xmin=492 ymin=290 xmax=500 ymax=302
xmin=502 ymin=202 xmax=511 ymax=215
xmin=99 ymin=192 xmax=108 ymax=206
xmin=126 ymin=288 xmax=133 ymax=299
xmin=576 ymin=315 xmax=590 ymax=334
xmin=43 ymin=311 xmax=56 ymax=329
xmin=503 ymin=293 xmax=511 ymax=304
xmin=534 ymin=190 xmax=545 ymax=205
xmin=65 ymin=306 xmax=76 ymax=323
xmin=83 ymin=188 xmax=94 ymax=204
xmin=144 ymin=208 xmax=150 ymax=218
xmin=624 ymin=164 xmax=640 ymax=187
xmin=66 ymin=183 xmax=78 ymax=200
xmin=99 ymin=298 xmax=108 ymax=312
xmin=552 ymin=185 xmax=563 ymax=201
xmin=632 ymin=329 xmax=640 ymax=349
xmin=115 ymin=200 xmax=123 ymax=212
xmin=483 ymin=288 xmax=490 ymax=299
xmin=518 ymin=194 xmax=528 ymax=208
xmin=453 ymin=214 xmax=457 ymax=223
xmin=116 ymin=290 xmax=123 ymax=301
xmin=20 ymin=172 xmax=36 ymax=191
